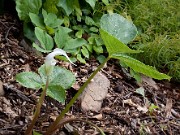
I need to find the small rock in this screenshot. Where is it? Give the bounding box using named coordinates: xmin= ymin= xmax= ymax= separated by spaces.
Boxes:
xmin=0 ymin=80 xmax=5 ymax=96
xmin=80 ymin=72 xmax=110 ymax=112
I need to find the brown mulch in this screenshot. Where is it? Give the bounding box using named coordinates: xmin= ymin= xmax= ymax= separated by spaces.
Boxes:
xmin=0 ymin=14 xmax=179 ymax=135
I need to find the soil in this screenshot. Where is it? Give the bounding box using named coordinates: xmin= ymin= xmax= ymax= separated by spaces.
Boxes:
xmin=0 ymin=14 xmax=179 ymax=135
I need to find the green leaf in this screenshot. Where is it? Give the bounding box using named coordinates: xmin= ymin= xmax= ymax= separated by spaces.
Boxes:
xmin=135 ymin=87 xmax=145 ymax=97
xmin=102 ymin=0 xmax=109 ymax=5
xmin=33 ymin=131 xmax=42 ymax=135
xmin=16 ymin=0 xmax=42 ymax=22
xmin=23 ymin=22 xmax=36 ymax=42
xmin=38 ymin=65 xmax=75 ymax=89
xmin=35 ymin=27 xmax=54 ymax=51
xmin=100 ymin=13 xmax=137 ymax=44
xmin=43 ymin=0 xmax=58 ymax=14
xmin=100 ymin=29 xmax=140 ymax=55
xmin=77 ymin=54 xmax=86 ymax=64
xmin=81 ymin=46 xmax=89 ymax=58
xmin=32 ymin=43 xmax=51 ymax=53
xmin=57 ymin=0 xmax=74 ymax=16
xmin=93 ymin=45 xmax=104 ymax=54
xmin=89 ymin=27 xmax=98 ymax=32
xmin=43 ymin=11 xmax=63 ymax=28
xmin=75 ymin=30 xmax=83 ymax=38
xmin=85 ymin=16 xmax=95 ymax=26
xmin=64 ymin=38 xmax=87 ymax=50
xmin=54 ymin=26 xmax=72 ymax=48
xmin=97 ymin=55 xmax=106 ymax=64
xmin=47 ymin=85 xmax=66 ymax=103
xmin=16 ymin=72 xmax=42 ymax=89
xmin=85 ymin=0 xmax=96 ymax=9
xmin=130 ymin=69 xmax=142 ymax=83
xmin=29 ymin=13 xmax=45 ymax=29
xmin=111 ymin=54 xmax=171 ymax=80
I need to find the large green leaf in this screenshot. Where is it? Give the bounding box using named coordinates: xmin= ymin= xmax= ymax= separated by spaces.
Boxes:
xmin=29 ymin=13 xmax=45 ymax=29
xmin=64 ymin=38 xmax=87 ymax=50
xmin=47 ymin=85 xmax=66 ymax=103
xmin=16 ymin=72 xmax=42 ymax=89
xmin=100 ymin=13 xmax=137 ymax=44
xmin=35 ymin=27 xmax=54 ymax=51
xmin=85 ymin=0 xmax=96 ymax=9
xmin=111 ymin=54 xmax=171 ymax=80
xmin=100 ymin=29 xmax=141 ymax=55
xmin=38 ymin=65 xmax=75 ymax=89
xmin=54 ymin=26 xmax=72 ymax=48
xmin=42 ymin=9 xmax=63 ymax=28
xmin=16 ymin=0 xmax=42 ymax=22
xmin=43 ymin=0 xmax=58 ymax=14
xmin=57 ymin=0 xmax=74 ymax=16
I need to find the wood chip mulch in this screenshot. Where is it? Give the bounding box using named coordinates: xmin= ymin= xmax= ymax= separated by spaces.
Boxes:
xmin=0 ymin=14 xmax=179 ymax=135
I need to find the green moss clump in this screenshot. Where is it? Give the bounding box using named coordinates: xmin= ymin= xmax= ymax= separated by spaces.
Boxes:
xmin=134 ymin=35 xmax=180 ymax=82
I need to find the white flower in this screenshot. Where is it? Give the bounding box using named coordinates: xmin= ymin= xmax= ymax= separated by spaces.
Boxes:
xmin=45 ymin=48 xmax=75 ymax=75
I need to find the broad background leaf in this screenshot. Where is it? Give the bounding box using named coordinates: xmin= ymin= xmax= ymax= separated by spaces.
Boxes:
xmin=35 ymin=27 xmax=54 ymax=51
xmin=100 ymin=13 xmax=137 ymax=44
xmin=29 ymin=13 xmax=45 ymax=29
xmin=85 ymin=0 xmax=96 ymax=9
xmin=16 ymin=0 xmax=42 ymax=22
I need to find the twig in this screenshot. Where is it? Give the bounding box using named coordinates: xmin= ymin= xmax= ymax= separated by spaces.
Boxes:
xmin=5 ymin=25 xmax=14 ymax=43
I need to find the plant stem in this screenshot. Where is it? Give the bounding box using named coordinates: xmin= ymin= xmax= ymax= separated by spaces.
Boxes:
xmin=45 ymin=57 xmax=110 ymax=135
xmin=25 ymin=77 xmax=49 ymax=135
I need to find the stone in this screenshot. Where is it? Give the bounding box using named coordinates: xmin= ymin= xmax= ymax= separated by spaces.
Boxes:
xmin=80 ymin=72 xmax=110 ymax=112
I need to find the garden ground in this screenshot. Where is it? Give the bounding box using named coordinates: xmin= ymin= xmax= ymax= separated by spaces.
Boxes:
xmin=0 ymin=13 xmax=179 ymax=135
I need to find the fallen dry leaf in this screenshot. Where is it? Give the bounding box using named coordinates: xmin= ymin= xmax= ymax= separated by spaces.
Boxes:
xmin=123 ymin=99 xmax=148 ymax=113
xmin=165 ymin=98 xmax=172 ymax=118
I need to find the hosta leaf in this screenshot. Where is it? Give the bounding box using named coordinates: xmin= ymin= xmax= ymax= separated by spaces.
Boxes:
xmin=77 ymin=54 xmax=86 ymax=64
xmin=16 ymin=72 xmax=42 ymax=89
xmin=38 ymin=65 xmax=75 ymax=89
xmin=23 ymin=22 xmax=36 ymax=42
xmin=81 ymin=46 xmax=89 ymax=58
xmin=43 ymin=0 xmax=58 ymax=14
xmin=100 ymin=29 xmax=141 ymax=55
xmin=57 ymin=0 xmax=73 ymax=16
xmin=100 ymin=13 xmax=137 ymax=44
xmin=93 ymin=45 xmax=104 ymax=54
xmin=16 ymin=0 xmax=42 ymax=22
xmin=32 ymin=43 xmax=51 ymax=53
xmin=44 ymin=13 xmax=63 ymax=28
xmin=85 ymin=0 xmax=96 ymax=9
xmin=55 ymin=26 xmax=72 ymax=48
xmin=29 ymin=13 xmax=45 ymax=29
xmin=64 ymin=38 xmax=87 ymax=50
xmin=102 ymin=0 xmax=109 ymax=5
xmin=85 ymin=16 xmax=96 ymax=26
xmin=35 ymin=27 xmax=54 ymax=51
xmin=111 ymin=54 xmax=171 ymax=80
xmin=47 ymin=85 xmax=66 ymax=103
